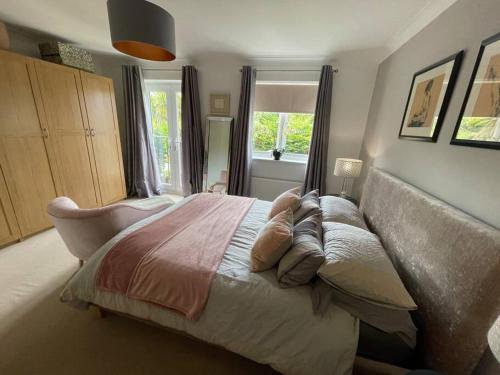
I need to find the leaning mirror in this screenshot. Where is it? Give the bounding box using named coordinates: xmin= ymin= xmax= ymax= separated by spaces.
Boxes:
xmin=204 ymin=116 xmax=233 ymax=193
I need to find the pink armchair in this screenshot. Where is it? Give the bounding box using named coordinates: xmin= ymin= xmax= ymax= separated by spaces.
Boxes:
xmin=47 ymin=196 xmax=174 ymax=265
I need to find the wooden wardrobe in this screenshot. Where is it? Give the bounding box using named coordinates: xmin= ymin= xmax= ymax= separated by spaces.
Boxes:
xmin=0 ymin=49 xmax=126 ymax=246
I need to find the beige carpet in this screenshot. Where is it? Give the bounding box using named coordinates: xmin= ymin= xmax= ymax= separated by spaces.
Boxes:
xmin=0 ymin=226 xmax=276 ymax=375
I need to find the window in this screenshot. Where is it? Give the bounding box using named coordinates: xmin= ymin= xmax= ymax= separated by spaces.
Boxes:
xmin=252 ymin=111 xmax=314 ymax=161
xmin=252 ymin=82 xmax=317 ymax=162
xmin=145 ymin=80 xmax=182 ymax=194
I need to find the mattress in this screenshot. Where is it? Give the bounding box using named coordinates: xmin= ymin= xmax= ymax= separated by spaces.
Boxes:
xmin=61 ymin=197 xmax=359 ymax=375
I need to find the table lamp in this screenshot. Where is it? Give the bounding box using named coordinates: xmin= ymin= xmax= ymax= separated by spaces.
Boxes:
xmin=334 ymin=158 xmax=363 ymax=198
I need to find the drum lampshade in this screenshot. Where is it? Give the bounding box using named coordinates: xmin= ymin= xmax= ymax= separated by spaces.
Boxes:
xmin=107 ymin=0 xmax=176 ymax=61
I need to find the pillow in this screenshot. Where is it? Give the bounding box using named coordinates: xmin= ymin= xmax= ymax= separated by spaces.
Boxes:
xmin=319 ymin=195 xmax=367 ymax=230
xmin=311 ymin=278 xmax=417 ymax=348
xmin=251 ymin=208 xmax=293 ymax=272
xmin=277 ymin=213 xmax=324 ymax=287
xmin=318 ymin=222 xmax=417 ymax=310
xmin=293 ymin=189 xmax=321 ymax=224
xmin=268 ymin=187 xmax=301 ymax=220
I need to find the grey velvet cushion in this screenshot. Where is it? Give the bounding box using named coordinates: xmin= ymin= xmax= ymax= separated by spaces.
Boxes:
xmin=320 ymin=195 xmax=367 ymax=230
xmin=311 ymin=278 xmax=417 ymax=348
xmin=294 ymin=189 xmax=321 ymax=224
xmin=277 ymin=213 xmax=324 ymax=287
xmin=318 ymin=222 xmax=417 ymax=310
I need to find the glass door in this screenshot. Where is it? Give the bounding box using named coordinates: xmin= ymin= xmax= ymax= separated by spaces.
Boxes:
xmin=145 ymin=80 xmax=182 ymax=194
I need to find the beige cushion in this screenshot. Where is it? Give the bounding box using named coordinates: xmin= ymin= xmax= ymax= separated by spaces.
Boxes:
xmin=320 ymin=195 xmax=367 ymax=230
xmin=277 ymin=213 xmax=324 ymax=287
xmin=318 ymin=222 xmax=417 ymax=310
xmin=251 ymin=208 xmax=294 ymax=272
xmin=268 ymin=187 xmax=301 ymax=220
xmin=294 ymin=189 xmax=321 ymax=224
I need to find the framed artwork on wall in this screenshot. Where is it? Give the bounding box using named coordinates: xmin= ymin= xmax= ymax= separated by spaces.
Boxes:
xmin=209 ymin=94 xmax=230 ymax=116
xmin=399 ymin=51 xmax=463 ymax=142
xmin=451 ymin=32 xmax=500 ymax=150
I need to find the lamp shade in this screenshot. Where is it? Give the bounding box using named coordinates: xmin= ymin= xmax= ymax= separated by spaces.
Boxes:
xmin=488 ymin=315 xmax=500 ymax=363
xmin=107 ymin=0 xmax=176 ymax=61
xmin=334 ymin=158 xmax=363 ymax=178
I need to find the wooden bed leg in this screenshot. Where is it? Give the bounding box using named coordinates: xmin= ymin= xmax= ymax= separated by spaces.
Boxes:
xmin=90 ymin=305 xmax=107 ymax=319
xmin=97 ymin=307 xmax=107 ymax=319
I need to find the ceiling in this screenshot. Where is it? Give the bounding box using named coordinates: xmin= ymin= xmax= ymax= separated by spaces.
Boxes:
xmin=0 ymin=0 xmax=458 ymax=60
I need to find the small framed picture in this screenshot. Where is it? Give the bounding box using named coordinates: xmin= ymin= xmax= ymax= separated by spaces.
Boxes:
xmin=399 ymin=51 xmax=463 ymax=142
xmin=451 ymin=32 xmax=500 ymax=150
xmin=209 ymin=94 xmax=230 ymax=116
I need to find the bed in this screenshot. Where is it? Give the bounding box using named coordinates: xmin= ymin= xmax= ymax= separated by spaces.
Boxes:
xmin=57 ymin=167 xmax=500 ymax=375
xmin=60 ymin=195 xmax=358 ymax=375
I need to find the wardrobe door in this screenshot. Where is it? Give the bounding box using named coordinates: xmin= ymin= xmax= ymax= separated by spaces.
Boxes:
xmin=0 ymin=50 xmax=57 ymax=236
xmin=0 ymin=166 xmax=20 ymax=246
xmin=34 ymin=60 xmax=101 ymax=208
xmin=80 ymin=72 xmax=126 ymax=205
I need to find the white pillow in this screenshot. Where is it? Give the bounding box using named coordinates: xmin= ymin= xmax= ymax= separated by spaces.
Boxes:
xmin=318 ymin=222 xmax=417 ymax=310
xmin=320 ymin=195 xmax=367 ymax=230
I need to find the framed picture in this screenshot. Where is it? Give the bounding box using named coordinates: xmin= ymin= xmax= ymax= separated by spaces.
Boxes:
xmin=451 ymin=32 xmax=500 ymax=149
xmin=209 ymin=94 xmax=230 ymax=116
xmin=399 ymin=51 xmax=463 ymax=142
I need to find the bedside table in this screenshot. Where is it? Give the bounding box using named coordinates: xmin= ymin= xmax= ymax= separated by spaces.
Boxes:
xmin=325 ymin=193 xmax=358 ymax=206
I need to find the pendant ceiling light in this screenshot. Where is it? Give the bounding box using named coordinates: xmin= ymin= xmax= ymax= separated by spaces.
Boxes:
xmin=107 ymin=0 xmax=176 ymax=61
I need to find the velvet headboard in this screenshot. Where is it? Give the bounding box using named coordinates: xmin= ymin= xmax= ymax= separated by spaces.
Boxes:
xmin=359 ymin=167 xmax=500 ymax=375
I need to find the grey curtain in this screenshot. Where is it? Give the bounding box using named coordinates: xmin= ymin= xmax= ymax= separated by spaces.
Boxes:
xmin=181 ymin=65 xmax=204 ymax=195
xmin=122 ymin=65 xmax=161 ymax=197
xmin=303 ymin=65 xmax=333 ymax=195
xmin=228 ymin=66 xmax=256 ymax=197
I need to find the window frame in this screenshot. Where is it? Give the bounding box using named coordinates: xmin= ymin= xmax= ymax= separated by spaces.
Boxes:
xmin=252 ymin=110 xmax=313 ymax=163
xmin=144 ymin=79 xmax=183 ymax=194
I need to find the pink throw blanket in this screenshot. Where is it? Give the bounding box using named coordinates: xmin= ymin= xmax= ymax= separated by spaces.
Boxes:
xmin=96 ymin=194 xmax=255 ymax=320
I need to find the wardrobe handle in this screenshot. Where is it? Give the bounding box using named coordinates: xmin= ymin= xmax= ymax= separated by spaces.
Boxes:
xmin=85 ymin=128 xmax=90 ymax=137
xmin=42 ymin=128 xmax=49 ymax=138
xmin=90 ymin=128 xmax=96 ymax=137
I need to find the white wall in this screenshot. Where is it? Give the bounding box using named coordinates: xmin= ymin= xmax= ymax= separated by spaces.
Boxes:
xmin=5 ymin=25 xmax=44 ymax=57
xmin=356 ymin=0 xmax=500 ymax=228
xmin=193 ymin=53 xmax=247 ymax=122
xmin=251 ymin=159 xmax=306 ymax=201
xmin=325 ymin=50 xmax=380 ymax=197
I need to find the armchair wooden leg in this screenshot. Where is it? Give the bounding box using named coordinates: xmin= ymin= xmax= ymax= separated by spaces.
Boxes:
xmin=79 ymin=259 xmax=84 ymax=268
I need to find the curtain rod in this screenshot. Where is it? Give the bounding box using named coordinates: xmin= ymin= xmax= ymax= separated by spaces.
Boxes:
xmin=239 ymin=68 xmax=339 ymax=73
xmin=142 ymin=68 xmax=182 ymax=71
xmin=142 ymin=68 xmax=339 ymax=73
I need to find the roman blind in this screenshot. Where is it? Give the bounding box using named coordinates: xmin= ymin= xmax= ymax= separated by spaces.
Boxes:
xmin=254 ymin=83 xmax=318 ymax=114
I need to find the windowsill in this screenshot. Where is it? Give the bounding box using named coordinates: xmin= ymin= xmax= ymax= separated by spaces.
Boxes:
xmin=252 ymin=157 xmax=307 ymax=165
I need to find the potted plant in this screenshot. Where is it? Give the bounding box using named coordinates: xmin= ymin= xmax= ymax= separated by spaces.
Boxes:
xmin=272 ymin=148 xmax=284 ymax=160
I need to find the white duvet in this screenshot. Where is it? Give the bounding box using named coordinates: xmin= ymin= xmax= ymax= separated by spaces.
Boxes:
xmin=61 ymin=197 xmax=358 ymax=375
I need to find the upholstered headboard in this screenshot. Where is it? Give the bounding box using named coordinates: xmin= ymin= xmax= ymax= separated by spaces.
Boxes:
xmin=359 ymin=167 xmax=500 ymax=375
